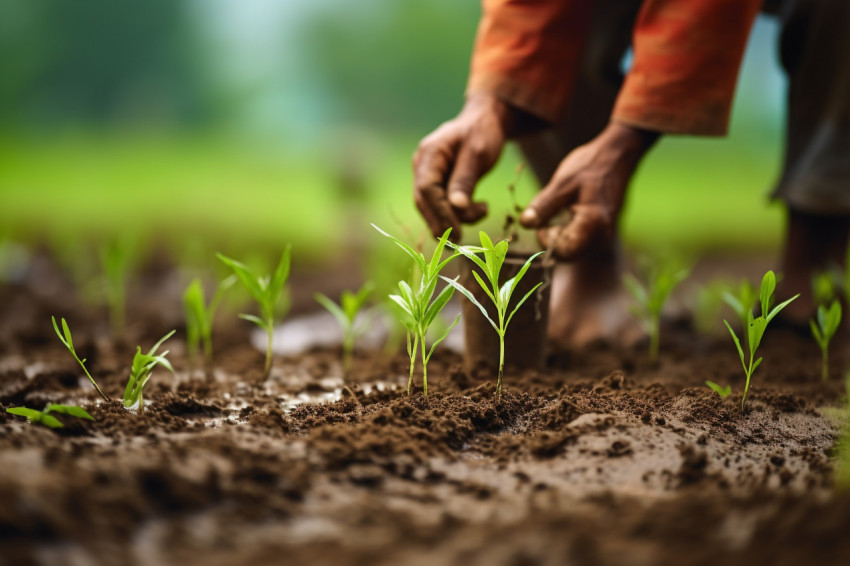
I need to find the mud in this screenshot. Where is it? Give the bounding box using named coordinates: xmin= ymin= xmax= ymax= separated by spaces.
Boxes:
xmin=1 ymin=251 xmax=849 ymax=565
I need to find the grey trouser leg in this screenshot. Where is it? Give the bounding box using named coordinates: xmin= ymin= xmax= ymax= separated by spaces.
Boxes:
xmin=773 ymin=0 xmax=850 ymax=216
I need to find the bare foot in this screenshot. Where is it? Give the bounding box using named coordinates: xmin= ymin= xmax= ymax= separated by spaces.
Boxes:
xmin=547 ymin=249 xmax=643 ymax=349
xmin=776 ymin=208 xmax=850 ymax=326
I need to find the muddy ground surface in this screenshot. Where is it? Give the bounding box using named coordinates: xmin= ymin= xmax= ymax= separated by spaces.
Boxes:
xmin=1 ymin=251 xmax=849 ymax=565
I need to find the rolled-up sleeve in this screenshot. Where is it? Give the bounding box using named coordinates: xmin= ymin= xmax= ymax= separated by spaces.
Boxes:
xmin=467 ymin=0 xmax=592 ymax=123
xmin=612 ymin=0 xmax=762 ymax=136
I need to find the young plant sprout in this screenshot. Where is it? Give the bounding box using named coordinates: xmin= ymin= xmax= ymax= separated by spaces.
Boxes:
xmin=52 ymin=316 xmax=110 ymax=402
xmin=6 ymin=404 xmax=94 ymax=429
xmin=441 ymin=232 xmax=543 ymax=399
xmin=123 ymin=330 xmax=175 ymax=412
xmin=99 ymin=238 xmax=134 ymax=335
xmin=183 ymin=275 xmax=236 ymax=364
xmin=705 ymin=381 xmax=731 ymax=399
xmin=218 ymin=246 xmax=291 ymax=377
xmin=314 ymin=281 xmax=375 ymax=376
xmin=373 ymin=224 xmax=459 ymax=397
xmin=623 ymin=259 xmax=690 ymax=363
xmin=723 ymin=278 xmax=758 ymax=346
xmin=810 ymin=300 xmax=842 ymax=381
xmin=724 ymin=270 xmax=798 ymax=410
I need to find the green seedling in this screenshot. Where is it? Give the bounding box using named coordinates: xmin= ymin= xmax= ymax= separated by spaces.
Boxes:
xmin=724 ymin=270 xmax=798 ymax=411
xmin=441 ymin=232 xmax=543 ymax=399
xmin=723 ymin=279 xmax=758 ymax=346
xmin=693 ymin=280 xmax=732 ymax=336
xmin=705 ymin=381 xmax=731 ymax=399
xmin=315 ymin=281 xmax=375 ymax=376
xmin=373 ymin=224 xmax=459 ymax=397
xmin=52 ymin=316 xmax=110 ymax=402
xmin=623 ymin=259 xmax=690 ymax=363
xmin=218 ymin=246 xmax=291 ymax=377
xmin=123 ymin=330 xmax=175 ymax=412
xmin=183 ymin=275 xmax=236 ymax=364
xmin=812 ymin=271 xmax=839 ymax=306
xmin=99 ymin=237 xmax=134 ymax=335
xmin=811 ymin=300 xmax=842 ymax=381
xmin=6 ymin=404 xmax=94 ymax=429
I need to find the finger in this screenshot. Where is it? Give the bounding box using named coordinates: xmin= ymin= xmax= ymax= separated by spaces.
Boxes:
xmin=413 ymin=140 xmax=459 ymax=238
xmin=538 ymin=204 xmax=612 ymax=261
xmin=520 ymin=177 xmax=578 ymax=228
xmin=420 ymin=184 xmax=461 ymax=240
xmin=457 ymin=201 xmax=488 ymax=224
xmin=447 ymin=144 xmax=491 ymax=209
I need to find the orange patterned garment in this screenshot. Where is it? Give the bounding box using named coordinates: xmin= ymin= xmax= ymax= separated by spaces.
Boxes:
xmin=468 ymin=0 xmax=762 ymax=136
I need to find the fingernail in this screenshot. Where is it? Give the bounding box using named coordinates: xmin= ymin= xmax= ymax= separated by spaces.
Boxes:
xmin=448 ymin=192 xmax=470 ymax=208
xmin=520 ymin=208 xmax=539 ymax=226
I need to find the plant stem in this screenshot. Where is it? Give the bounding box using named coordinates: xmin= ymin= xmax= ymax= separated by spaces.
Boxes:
xmin=264 ymin=327 xmax=273 ymax=377
xmin=407 ymin=334 xmax=418 ymax=396
xmin=496 ymin=336 xmax=505 ymax=399
xmin=649 ymin=316 xmax=660 ymax=363
xmin=420 ymin=337 xmax=428 ymax=398
xmin=342 ymin=333 xmax=353 ymax=378
xmin=822 ymin=349 xmax=829 ymax=382
xmin=77 ymin=357 xmax=111 ymax=403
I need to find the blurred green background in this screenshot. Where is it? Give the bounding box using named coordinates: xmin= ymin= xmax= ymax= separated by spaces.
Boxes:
xmin=0 ymin=0 xmax=788 ymax=265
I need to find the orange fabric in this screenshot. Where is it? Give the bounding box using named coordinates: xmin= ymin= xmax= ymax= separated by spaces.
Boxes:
xmin=468 ymin=0 xmax=593 ymax=123
xmin=468 ymin=0 xmax=762 ymax=136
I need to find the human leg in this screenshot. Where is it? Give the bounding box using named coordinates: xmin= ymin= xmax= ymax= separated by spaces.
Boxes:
xmin=514 ymin=0 xmax=643 ymax=348
xmin=774 ymin=0 xmax=850 ymax=319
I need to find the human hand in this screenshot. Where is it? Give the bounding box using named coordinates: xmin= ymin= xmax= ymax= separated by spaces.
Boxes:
xmin=519 ymin=122 xmax=659 ymax=260
xmin=412 ymin=93 xmax=540 ymax=239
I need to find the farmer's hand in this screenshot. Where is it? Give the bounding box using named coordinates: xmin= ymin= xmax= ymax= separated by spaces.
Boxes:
xmin=413 ymin=93 xmax=543 ymax=239
xmin=519 ymin=122 xmax=659 ymax=260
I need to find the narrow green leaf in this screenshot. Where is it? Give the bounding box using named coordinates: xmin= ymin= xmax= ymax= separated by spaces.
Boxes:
xmin=315 ymin=293 xmax=349 ymax=328
xmin=724 ymin=320 xmax=745 ymax=367
xmin=424 ymin=280 xmax=456 ymax=328
xmin=705 ymin=381 xmax=730 ymax=398
xmin=623 ymin=273 xmax=648 ymax=306
xmin=510 ymin=251 xmax=544 ymax=293
xmin=40 ymin=415 xmax=64 ymax=428
xmin=759 ymin=271 xmax=776 ymax=315
xmin=269 ymin=245 xmax=292 ymax=302
xmin=722 ymin=291 xmax=744 ymax=318
xmin=45 ymin=404 xmax=94 ymax=420
xmin=428 ymin=228 xmax=453 ymax=276
xmin=505 ymin=282 xmax=543 ymax=329
xmin=425 ymin=314 xmax=461 ymax=363
xmin=441 ymin=276 xmax=499 ymax=333
xmin=239 ymin=313 xmax=269 ymax=331
xmin=147 ymin=330 xmax=176 ymax=357
xmin=61 ymin=318 xmax=74 ymax=351
xmin=765 ymin=293 xmax=800 ymax=323
xmin=6 ymin=407 xmax=44 ymax=420
xmin=388 ymin=294 xmax=415 ymax=319
xmin=217 ymin=253 xmax=266 ymax=306
xmin=372 ymin=224 xmax=427 ymax=273
xmin=752 ymin=356 xmax=763 ymax=373
xmin=748 ymin=316 xmax=766 ymax=355
xmin=471 ymin=270 xmax=496 ymax=304
xmin=810 ymin=319 xmax=824 ymax=348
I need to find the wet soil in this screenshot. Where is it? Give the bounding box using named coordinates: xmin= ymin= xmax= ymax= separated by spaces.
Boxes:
xmin=1 ymin=251 xmax=849 ymax=565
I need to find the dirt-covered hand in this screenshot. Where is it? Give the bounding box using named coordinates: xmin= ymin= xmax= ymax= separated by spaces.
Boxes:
xmin=413 ymin=93 xmax=535 ymax=239
xmin=519 ymin=122 xmax=659 ymax=260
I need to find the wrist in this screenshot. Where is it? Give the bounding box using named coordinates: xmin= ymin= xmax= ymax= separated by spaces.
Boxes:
xmin=604 ymin=121 xmax=661 ymax=157
xmin=464 ymin=91 xmax=547 ymax=137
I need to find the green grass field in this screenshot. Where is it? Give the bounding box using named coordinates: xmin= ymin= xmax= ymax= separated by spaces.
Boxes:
xmin=0 ymin=129 xmax=784 ymax=264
